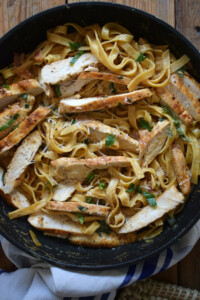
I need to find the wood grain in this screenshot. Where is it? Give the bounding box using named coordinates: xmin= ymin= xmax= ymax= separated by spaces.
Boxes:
xmin=176 ymin=0 xmax=200 ymax=50
xmin=0 ymin=0 xmax=65 ymax=37
xmin=68 ymin=0 xmax=175 ymax=26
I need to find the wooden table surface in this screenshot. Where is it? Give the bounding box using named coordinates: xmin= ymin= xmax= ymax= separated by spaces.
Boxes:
xmin=0 ymin=0 xmax=200 ymax=292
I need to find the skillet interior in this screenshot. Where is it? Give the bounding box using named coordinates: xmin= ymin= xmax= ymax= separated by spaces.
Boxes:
xmin=0 ymin=2 xmax=200 ymax=270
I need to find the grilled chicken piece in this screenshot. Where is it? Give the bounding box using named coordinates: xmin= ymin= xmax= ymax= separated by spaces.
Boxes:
xmin=0 ymin=95 xmax=35 ymax=140
xmin=77 ymin=119 xmax=139 ymax=152
xmin=78 ymin=71 xmax=131 ymax=85
xmin=157 ymin=87 xmax=193 ymax=125
xmin=69 ymin=231 xmax=137 ymax=247
xmin=40 ymin=53 xmax=99 ymax=85
xmin=59 ymin=78 xmax=92 ymax=98
xmin=0 ymin=79 xmax=43 ymax=110
xmin=51 ymin=156 xmax=131 ymax=181
xmin=171 ymin=144 xmax=191 ymax=195
xmin=46 ymin=201 xmax=111 ymax=217
xmin=119 ymin=185 xmax=184 ymax=234
xmin=3 ymin=130 xmax=42 ymax=194
xmin=140 ymin=120 xmax=170 ymax=167
xmin=0 ymin=167 xmax=30 ymax=208
xmin=52 ymin=183 xmax=75 ymax=201
xmin=28 ymin=211 xmax=84 ymax=235
xmin=169 ymin=73 xmax=200 ymax=121
xmin=59 ymin=89 xmax=152 ymax=113
xmin=182 ymin=72 xmax=200 ymax=99
xmin=0 ymin=106 xmax=50 ymax=153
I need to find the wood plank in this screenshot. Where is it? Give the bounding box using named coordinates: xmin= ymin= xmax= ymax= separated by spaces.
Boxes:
xmin=0 ymin=245 xmax=16 ymax=272
xmin=68 ymin=0 xmax=175 ymax=26
xmin=0 ymin=0 xmax=65 ymax=37
xmin=153 ymin=264 xmax=178 ymax=285
xmin=178 ymin=239 xmax=200 ymax=290
xmin=176 ymin=0 xmax=200 ymax=50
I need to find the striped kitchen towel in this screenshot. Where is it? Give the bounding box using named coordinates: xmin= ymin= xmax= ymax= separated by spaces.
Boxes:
xmin=0 ymin=220 xmax=199 ymax=300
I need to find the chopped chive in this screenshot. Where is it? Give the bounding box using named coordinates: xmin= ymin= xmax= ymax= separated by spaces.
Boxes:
xmin=0 ymin=113 xmax=20 ymax=131
xmin=71 ymin=119 xmax=77 ymax=125
xmin=2 ymin=84 xmax=10 ymax=89
xmin=78 ymin=205 xmax=88 ymax=212
xmin=86 ymin=197 xmax=92 ymax=203
xmin=53 ymin=84 xmax=61 ymax=97
xmin=128 ymin=98 xmax=132 ymax=102
xmin=162 ymin=106 xmax=190 ymax=142
xmin=117 ymin=102 xmax=122 ymax=107
xmin=176 ymin=65 xmax=187 ymax=77
xmin=118 ymin=75 xmax=123 ymax=79
xmin=85 ymin=172 xmax=95 ymax=184
xmin=99 ymin=182 xmax=106 ymax=190
xmin=96 ymin=221 xmax=111 ymax=235
xmin=76 ymin=213 xmax=84 ymax=224
xmin=126 ymin=183 xmax=136 ymax=193
xmin=70 ymin=50 xmax=85 ymax=65
xmin=105 ymin=134 xmax=115 ymax=147
xmin=69 ymin=41 xmax=84 ymax=50
xmin=45 ymin=182 xmax=51 ymax=190
xmin=110 ymin=82 xmax=116 ymax=93
xmin=139 ymin=118 xmax=152 ymax=131
xmin=143 ymin=191 xmax=157 ymax=207
xmin=11 ymin=124 xmax=19 ymax=131
xmin=24 ymin=104 xmax=29 ymax=109
xmin=136 ymin=52 xmax=147 ymax=62
xmin=21 ymin=93 xmax=28 ymax=100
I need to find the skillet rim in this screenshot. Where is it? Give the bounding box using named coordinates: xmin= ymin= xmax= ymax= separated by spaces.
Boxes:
xmin=0 ymin=2 xmax=200 ymax=271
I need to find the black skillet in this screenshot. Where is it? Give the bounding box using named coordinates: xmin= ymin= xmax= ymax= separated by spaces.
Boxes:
xmin=0 ymin=2 xmax=200 ymax=271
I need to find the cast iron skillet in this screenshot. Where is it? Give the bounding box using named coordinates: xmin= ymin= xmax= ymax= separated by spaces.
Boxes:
xmin=0 ymin=2 xmax=200 ymax=271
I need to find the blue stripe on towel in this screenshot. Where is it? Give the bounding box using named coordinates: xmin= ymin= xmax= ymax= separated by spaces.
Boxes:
xmin=100 ymin=292 xmax=110 ymax=300
xmin=159 ymin=248 xmax=173 ymax=272
xmin=136 ymin=254 xmax=159 ymax=281
xmin=0 ymin=270 xmax=6 ymax=275
xmin=119 ymin=264 xmax=137 ymax=288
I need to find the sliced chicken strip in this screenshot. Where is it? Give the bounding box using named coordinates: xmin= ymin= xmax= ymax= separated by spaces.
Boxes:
xmin=182 ymin=72 xmax=200 ymax=99
xmin=0 ymin=79 xmax=43 ymax=110
xmin=0 ymin=95 xmax=35 ymax=140
xmin=0 ymin=106 xmax=50 ymax=153
xmin=51 ymin=156 xmax=131 ymax=181
xmin=52 ymin=183 xmax=75 ymax=201
xmin=119 ymin=185 xmax=184 ymax=234
xmin=157 ymin=87 xmax=193 ymax=125
xmin=0 ymin=167 xmax=30 ymax=208
xmin=4 ymin=130 xmax=42 ymax=194
xmin=78 ymin=71 xmax=131 ymax=85
xmin=46 ymin=201 xmax=110 ymax=217
xmin=41 ymin=53 xmax=99 ymax=85
xmin=59 ymin=89 xmax=152 ymax=113
xmin=171 ymin=143 xmax=191 ymax=195
xmin=170 ymin=73 xmax=200 ymax=121
xmin=59 ymin=78 xmax=93 ymax=98
xmin=76 ymin=119 xmax=139 ymax=153
xmin=140 ymin=120 xmax=170 ymax=167
xmin=28 ymin=211 xmax=85 ymax=235
xmin=69 ymin=231 xmax=136 ymax=247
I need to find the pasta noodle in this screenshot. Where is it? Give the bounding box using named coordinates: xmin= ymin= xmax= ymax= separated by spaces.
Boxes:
xmin=0 ymin=22 xmax=199 ymax=247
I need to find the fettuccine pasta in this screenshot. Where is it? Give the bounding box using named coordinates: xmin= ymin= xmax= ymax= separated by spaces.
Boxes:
xmin=0 ymin=22 xmax=199 ymax=247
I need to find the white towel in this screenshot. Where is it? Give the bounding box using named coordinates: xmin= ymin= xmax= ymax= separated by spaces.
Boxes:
xmin=0 ymin=220 xmax=199 ymax=300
